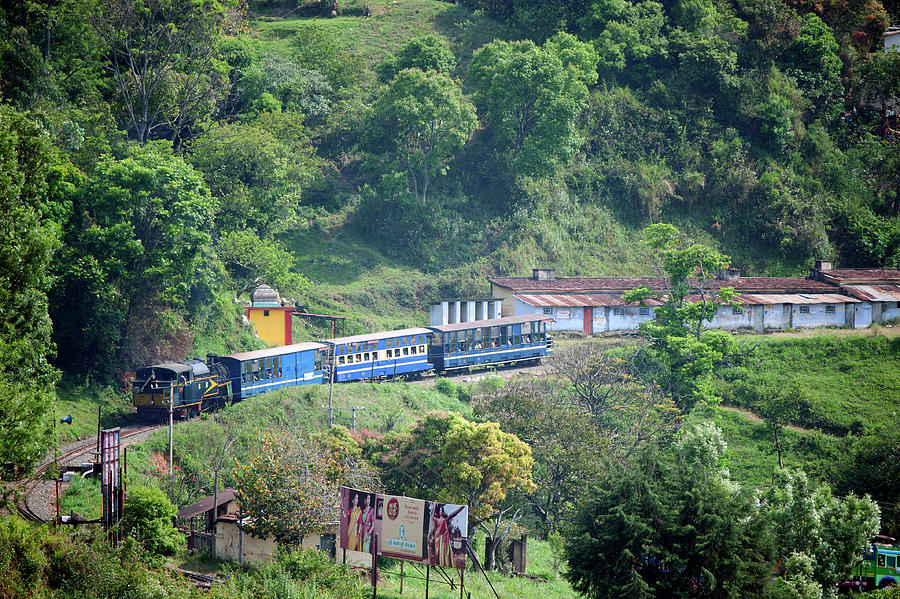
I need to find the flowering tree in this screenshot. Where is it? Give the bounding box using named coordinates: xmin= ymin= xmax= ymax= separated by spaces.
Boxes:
xmin=232 ymin=428 xmax=377 ymax=544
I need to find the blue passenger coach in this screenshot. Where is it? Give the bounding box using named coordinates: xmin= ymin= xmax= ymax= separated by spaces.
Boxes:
xmin=324 ymin=328 xmax=433 ymax=382
xmin=427 ymin=315 xmax=553 ymax=372
xmin=212 ymin=342 xmax=328 ymax=400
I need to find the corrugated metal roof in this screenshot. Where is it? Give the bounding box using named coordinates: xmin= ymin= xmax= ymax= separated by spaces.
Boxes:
xmin=325 ymin=328 xmax=433 ymax=345
xmin=229 ymin=342 xmax=328 ymax=361
xmin=841 ymin=285 xmax=900 ymax=302
xmin=428 ymin=314 xmax=553 ymax=333
xmin=735 ymin=293 xmax=860 ymax=305
xmin=819 ymin=269 xmax=900 ymax=283
xmin=177 ymin=489 xmax=237 ymax=519
xmin=515 ymin=294 xmax=624 ymax=307
xmin=490 ymin=275 xmax=838 ymax=293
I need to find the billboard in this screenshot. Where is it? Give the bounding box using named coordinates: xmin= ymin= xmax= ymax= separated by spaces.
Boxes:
xmin=339 ymin=487 xmax=376 ymax=554
xmin=426 ymin=502 xmax=468 ymax=569
xmin=339 ymin=487 xmax=469 ymax=569
xmin=377 ymin=494 xmax=428 ymax=561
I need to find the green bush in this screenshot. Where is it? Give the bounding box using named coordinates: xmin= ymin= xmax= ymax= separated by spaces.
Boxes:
xmin=122 ymin=485 xmax=183 ymax=556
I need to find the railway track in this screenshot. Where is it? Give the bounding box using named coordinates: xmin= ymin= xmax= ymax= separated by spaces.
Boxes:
xmin=15 ymin=424 xmax=162 ymax=523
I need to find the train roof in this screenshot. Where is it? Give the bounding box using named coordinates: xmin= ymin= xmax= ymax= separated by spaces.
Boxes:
xmin=135 ymin=360 xmax=209 ymax=377
xmin=428 ymin=314 xmax=554 ymax=333
xmin=324 ymin=328 xmax=433 ymax=346
xmin=226 ymin=342 xmax=328 ymax=361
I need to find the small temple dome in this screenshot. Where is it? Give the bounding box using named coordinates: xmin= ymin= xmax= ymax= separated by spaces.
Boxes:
xmin=250 ymin=284 xmax=281 ymax=307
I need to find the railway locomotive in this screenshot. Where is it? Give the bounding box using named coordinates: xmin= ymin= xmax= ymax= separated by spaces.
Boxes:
xmin=133 ymin=315 xmax=553 ymax=421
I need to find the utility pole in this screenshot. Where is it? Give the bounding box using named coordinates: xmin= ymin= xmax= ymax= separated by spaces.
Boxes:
xmin=169 ymin=382 xmax=174 ymax=477
xmin=328 ymin=350 xmax=335 ymax=428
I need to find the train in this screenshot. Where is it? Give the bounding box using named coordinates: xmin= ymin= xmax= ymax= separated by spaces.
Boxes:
xmin=132 ymin=314 xmax=553 ymax=421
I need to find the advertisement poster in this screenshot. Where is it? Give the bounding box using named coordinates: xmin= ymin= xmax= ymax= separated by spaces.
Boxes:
xmin=377 ymin=494 xmax=428 ymax=561
xmin=426 ymin=503 xmax=468 ymax=569
xmin=339 ymin=487 xmax=376 ymax=553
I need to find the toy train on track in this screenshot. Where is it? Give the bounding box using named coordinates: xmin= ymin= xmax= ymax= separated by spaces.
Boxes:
xmin=132 ymin=314 xmax=553 ymax=421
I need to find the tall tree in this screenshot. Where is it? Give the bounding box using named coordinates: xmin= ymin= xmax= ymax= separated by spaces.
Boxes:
xmin=0 ymin=106 xmax=60 ymax=481
xmin=367 ymin=68 xmax=477 ymax=203
xmin=625 ymin=224 xmax=741 ymax=410
xmin=93 ymin=0 xmax=228 ymax=144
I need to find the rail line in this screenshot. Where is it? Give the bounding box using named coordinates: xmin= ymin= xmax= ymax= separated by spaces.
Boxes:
xmin=15 ymin=425 xmax=162 ymax=523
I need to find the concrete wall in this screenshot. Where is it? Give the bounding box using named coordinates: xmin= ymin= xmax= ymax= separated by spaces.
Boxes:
xmin=592 ymin=306 xmax=610 ymax=333
xmin=790 ymin=303 xmax=848 ymax=329
xmin=706 ymin=306 xmax=755 ymax=330
xmin=883 ymin=301 xmax=900 ymax=322
xmin=216 ymin=521 xmax=277 ymax=565
xmin=512 ymin=299 xmax=585 ymax=332
xmin=608 ymin=307 xmax=655 ymax=330
xmin=851 ymin=302 xmax=872 ymax=328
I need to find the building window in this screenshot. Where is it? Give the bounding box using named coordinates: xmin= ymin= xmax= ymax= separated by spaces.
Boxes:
xmin=263 ymin=309 xmax=269 ymax=316
xmin=639 ymin=307 xmax=650 ymax=316
xmin=799 ymin=306 xmax=810 ymax=314
xmin=613 ymin=308 xmax=625 ymax=316
xmin=558 ymin=309 xmax=571 ymax=320
xmin=542 ymin=307 xmax=553 ymax=314
xmin=825 ymin=305 xmax=836 ymax=314
xmin=733 ymin=307 xmax=743 ymax=315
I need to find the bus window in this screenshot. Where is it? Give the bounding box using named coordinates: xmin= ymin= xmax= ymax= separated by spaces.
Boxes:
xmin=888 ymin=556 xmax=896 ymax=569
xmin=879 ymin=555 xmax=886 ymax=567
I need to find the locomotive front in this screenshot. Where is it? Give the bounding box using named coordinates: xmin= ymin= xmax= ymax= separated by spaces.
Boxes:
xmin=132 ymin=362 xmax=193 ymax=422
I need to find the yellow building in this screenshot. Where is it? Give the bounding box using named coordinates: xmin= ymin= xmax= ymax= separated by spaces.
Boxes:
xmin=245 ymin=284 xmax=294 ymax=346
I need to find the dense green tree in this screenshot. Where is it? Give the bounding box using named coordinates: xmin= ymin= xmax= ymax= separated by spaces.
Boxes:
xmin=51 ymin=143 xmax=216 ymax=375
xmin=367 ymin=68 xmax=477 ymax=203
xmin=376 ymin=34 xmax=457 ymax=83
xmin=782 ymin=14 xmax=843 ymax=120
xmin=187 ymin=113 xmax=320 ymax=237
xmin=370 ymin=411 xmax=536 ymax=524
xmin=566 ymin=424 xmax=773 ymax=599
xmin=468 ymin=33 xmax=599 ymax=177
xmin=0 ymin=106 xmax=61 ymax=480
xmin=216 ymin=230 xmax=311 ymax=299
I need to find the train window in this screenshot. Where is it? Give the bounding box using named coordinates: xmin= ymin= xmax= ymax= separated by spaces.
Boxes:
xmin=363 ymin=352 xmax=369 ymax=361
xmin=339 ymin=356 xmax=345 ymax=365
xmin=500 ymin=326 xmax=508 ymax=345
xmin=482 ymin=327 xmax=490 ymax=347
xmin=419 ymin=345 xmax=425 ymax=354
xmin=315 ymin=352 xmax=323 ymax=371
xmin=411 ymin=346 xmax=417 ymax=355
xmin=514 ymin=334 xmax=521 ymax=345
xmin=403 ymin=346 xmax=409 ymax=356
xmin=274 ymin=356 xmax=282 ymax=377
